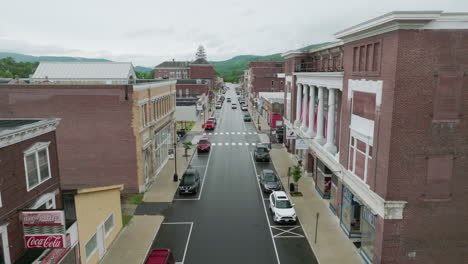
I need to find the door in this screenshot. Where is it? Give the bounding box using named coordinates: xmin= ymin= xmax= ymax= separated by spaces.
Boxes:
xmin=0 ymin=225 xmax=11 ymax=264
xmin=97 ymin=224 xmax=106 ymax=259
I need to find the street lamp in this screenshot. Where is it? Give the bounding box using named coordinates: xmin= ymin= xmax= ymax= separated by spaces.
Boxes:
xmin=173 ymin=124 xmax=178 ymax=182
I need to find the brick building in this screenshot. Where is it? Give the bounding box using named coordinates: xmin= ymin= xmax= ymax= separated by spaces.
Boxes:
xmin=246 ymin=61 xmax=285 ymax=103
xmin=281 ymin=11 xmax=468 ymax=264
xmin=0 ymin=119 xmax=80 ymax=263
xmin=0 ymin=65 xmax=176 ymax=193
xmin=154 ymin=48 xmax=216 ymax=98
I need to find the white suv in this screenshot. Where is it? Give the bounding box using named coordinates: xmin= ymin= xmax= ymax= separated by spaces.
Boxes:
xmin=269 ymin=191 xmax=297 ymax=224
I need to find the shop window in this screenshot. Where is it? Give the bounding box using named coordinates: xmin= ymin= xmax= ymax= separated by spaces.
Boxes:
xmin=85 ymin=233 xmax=98 ymax=260
xmin=340 ymin=187 xmax=362 ymax=237
xmin=104 ymin=214 xmax=115 ymax=237
xmin=360 ymin=207 xmax=376 ymax=263
xmin=24 ymin=143 xmax=52 ymax=191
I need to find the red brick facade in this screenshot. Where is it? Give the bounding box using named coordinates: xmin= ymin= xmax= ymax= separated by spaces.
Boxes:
xmin=248 ymin=61 xmax=285 ymax=96
xmin=340 ymin=29 xmax=468 ymax=263
xmin=0 ymin=130 xmax=62 ymax=263
xmin=176 ymin=84 xmax=208 ymax=97
xmin=0 ymin=85 xmax=140 ymax=192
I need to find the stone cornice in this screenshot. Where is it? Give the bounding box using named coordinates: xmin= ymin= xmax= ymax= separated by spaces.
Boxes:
xmin=0 ymin=119 xmax=61 ymax=148
xmin=133 ymin=80 xmax=176 ymax=91
xmin=335 ymin=11 xmax=468 ymax=43
xmin=281 ymin=50 xmax=305 ymax=59
xmin=295 ymin=72 xmax=344 ymax=90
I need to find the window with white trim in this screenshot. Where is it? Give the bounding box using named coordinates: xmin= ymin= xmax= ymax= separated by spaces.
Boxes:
xmin=104 ymin=213 xmax=115 ymax=237
xmin=348 ymin=134 xmax=372 ymax=183
xmin=141 ymin=104 xmax=148 ymax=127
xmin=85 ymin=233 xmax=98 ymax=260
xmin=24 ymin=143 xmax=52 ymax=191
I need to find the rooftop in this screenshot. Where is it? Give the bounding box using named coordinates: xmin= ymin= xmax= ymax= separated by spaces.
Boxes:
xmin=0 ymin=118 xmax=61 ymax=148
xmin=31 ymin=62 xmax=136 ymax=80
xmin=155 ymin=61 xmax=190 ymax=68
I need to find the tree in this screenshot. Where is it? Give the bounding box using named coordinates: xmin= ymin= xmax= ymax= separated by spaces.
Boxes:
xmin=291 ymin=164 xmax=302 ymax=193
xmin=183 ymin=141 xmax=192 ymax=158
xmin=196 ymin=45 xmax=207 ymax=60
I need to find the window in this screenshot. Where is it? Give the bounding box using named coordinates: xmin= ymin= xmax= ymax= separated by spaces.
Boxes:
xmin=24 ymin=143 xmax=52 ymax=191
xmin=104 ymin=214 xmax=115 ymax=237
xmin=141 ymin=104 xmax=148 ymax=127
xmin=348 ymin=136 xmax=372 ymax=183
xmin=271 ymin=80 xmax=274 ymax=86
xmin=85 ymin=233 xmax=97 ymax=260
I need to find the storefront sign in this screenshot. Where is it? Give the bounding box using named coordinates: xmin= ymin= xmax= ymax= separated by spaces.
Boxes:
xmin=22 ymin=211 xmax=66 ymax=249
xmin=295 ymin=139 xmax=308 ymax=150
xmin=286 ymin=128 xmax=297 ymax=140
xmin=362 ymin=206 xmax=376 ymax=228
xmin=40 ymin=235 xmax=72 ymax=264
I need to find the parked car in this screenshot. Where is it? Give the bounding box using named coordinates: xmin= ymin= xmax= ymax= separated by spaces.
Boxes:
xmin=207 ymin=117 xmax=217 ymax=124
xmin=243 ymin=114 xmax=251 ymax=122
xmin=254 ymin=144 xmax=271 ymax=162
xmin=241 ymin=105 xmax=248 ymax=111
xmin=269 ymin=191 xmax=297 ymax=224
xmin=231 ymin=103 xmax=237 ymax=109
xmin=227 ymin=98 xmax=231 ymax=102
xmin=144 ymin=249 xmax=175 ymax=264
xmin=204 ymin=120 xmax=215 ymax=130
xmin=259 ymin=169 xmax=281 ymax=193
xmin=179 ymin=168 xmax=201 ymax=194
xmin=239 ymin=100 xmax=245 ymax=105
xmin=197 ymin=138 xmax=211 ymax=153
xmin=215 ymin=103 xmax=222 ymax=109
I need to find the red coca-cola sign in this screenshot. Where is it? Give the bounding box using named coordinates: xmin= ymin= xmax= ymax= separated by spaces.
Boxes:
xmin=22 ymin=210 xmax=66 ymax=249
xmin=25 ymin=235 xmax=65 ymax=248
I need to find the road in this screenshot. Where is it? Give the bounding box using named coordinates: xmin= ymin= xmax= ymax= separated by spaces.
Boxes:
xmin=142 ymin=84 xmax=318 ymax=264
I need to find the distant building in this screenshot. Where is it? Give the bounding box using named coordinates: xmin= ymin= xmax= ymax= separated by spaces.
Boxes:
xmin=246 ymin=61 xmax=285 ymax=102
xmin=30 ymin=62 xmax=136 ymax=84
xmin=154 ymin=46 xmax=216 ymax=98
xmin=281 ymin=11 xmax=468 ymax=264
xmin=0 ymin=78 xmax=176 ymax=193
xmin=258 ymin=92 xmax=285 ymax=128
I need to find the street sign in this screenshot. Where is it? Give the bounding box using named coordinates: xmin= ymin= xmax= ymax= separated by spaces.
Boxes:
xmin=286 ymin=128 xmax=297 ymax=140
xmin=295 ymin=139 xmax=308 ymax=150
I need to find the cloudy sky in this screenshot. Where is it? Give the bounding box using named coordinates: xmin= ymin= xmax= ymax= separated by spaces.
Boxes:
xmin=0 ymin=0 xmax=465 ymax=66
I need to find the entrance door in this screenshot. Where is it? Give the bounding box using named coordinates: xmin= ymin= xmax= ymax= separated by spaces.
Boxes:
xmin=0 ymin=225 xmax=11 ymax=264
xmin=96 ymin=224 xmax=106 ymax=259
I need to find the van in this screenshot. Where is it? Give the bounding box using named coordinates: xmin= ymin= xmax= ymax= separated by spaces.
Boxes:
xmin=144 ymin=249 xmax=175 ymax=264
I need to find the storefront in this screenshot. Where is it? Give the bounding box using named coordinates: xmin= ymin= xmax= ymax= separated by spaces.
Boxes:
xmin=329 ymin=174 xmax=339 ymax=215
xmin=315 ymin=159 xmax=332 ymax=199
xmin=360 ymin=206 xmax=376 ymax=264
xmin=340 ymin=186 xmax=362 ymax=238
xmin=154 ymin=123 xmax=173 ymax=176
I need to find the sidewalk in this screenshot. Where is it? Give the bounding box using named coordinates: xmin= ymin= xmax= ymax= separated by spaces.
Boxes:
xmin=103 ymin=136 xmax=198 ymax=263
xmin=269 ymin=146 xmax=363 ymax=264
xmin=247 ymin=103 xmax=270 ymax=133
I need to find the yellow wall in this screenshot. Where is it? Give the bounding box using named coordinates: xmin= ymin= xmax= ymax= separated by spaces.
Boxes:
xmin=132 ymin=82 xmax=177 ymax=191
xmin=75 ymin=187 xmax=123 ymax=264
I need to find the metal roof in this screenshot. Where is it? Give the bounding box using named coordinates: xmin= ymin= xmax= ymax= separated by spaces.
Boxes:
xmin=155 ymin=61 xmax=190 ymax=68
xmin=31 ymin=62 xmax=136 ymax=80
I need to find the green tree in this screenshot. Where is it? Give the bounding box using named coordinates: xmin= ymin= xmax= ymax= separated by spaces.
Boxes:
xmin=0 ymin=57 xmax=39 ymax=78
xmin=291 ymin=164 xmax=302 ymax=193
xmin=183 ymin=141 xmax=192 ymax=157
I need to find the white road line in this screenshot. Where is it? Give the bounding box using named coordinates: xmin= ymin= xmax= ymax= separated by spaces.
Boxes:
xmin=251 ymin=143 xmax=256 ymax=146
xmin=245 ymin=143 xmax=249 ymax=146
xmin=225 ymin=142 xmax=229 ymax=146
xmin=211 ymin=143 xmax=216 ymax=146
xmin=238 ymin=142 xmax=243 ymax=146
xmin=232 ymin=142 xmax=236 ymax=146
xmin=220 ymin=132 xmax=224 ymax=135
xmin=162 ymin=222 xmax=193 ymax=225
xmin=214 ymin=132 xmax=217 ymax=135
xmin=248 ymin=132 xmax=252 ymax=135
xmin=203 ymin=133 xmax=206 ymax=135
xmin=196 ymin=148 xmax=213 ymax=200
xmin=243 ymin=132 xmax=246 ymax=135
xmin=209 ymin=133 xmax=212 ymax=135
xmin=237 ymin=132 xmax=241 ymax=135
xmin=182 ymin=222 xmax=194 ymax=264
xmin=250 ymin=152 xmax=281 ymax=264
xmin=218 ymin=143 xmax=223 ymax=146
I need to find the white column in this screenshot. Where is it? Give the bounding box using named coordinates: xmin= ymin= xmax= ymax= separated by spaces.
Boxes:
xmin=301 ymin=85 xmax=309 ymax=132
xmin=324 ymin=88 xmax=337 ymax=154
xmin=314 ymin=86 xmax=326 ymax=145
xmin=306 ymin=86 xmax=316 ymax=137
xmin=294 ymin=83 xmax=302 ymax=127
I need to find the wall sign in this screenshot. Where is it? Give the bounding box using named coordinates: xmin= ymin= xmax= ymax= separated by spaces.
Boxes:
xmin=362 ymin=206 xmax=376 ymax=229
xmin=22 ymin=210 xmax=66 ymax=249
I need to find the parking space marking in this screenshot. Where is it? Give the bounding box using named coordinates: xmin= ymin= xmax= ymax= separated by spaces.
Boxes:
xmin=272 ymin=226 xmax=304 ymax=238
xmin=250 ymin=152 xmax=281 ymax=264
xmin=173 ymin=149 xmax=212 ymax=201
xmin=161 ymin=222 xmax=193 ymax=264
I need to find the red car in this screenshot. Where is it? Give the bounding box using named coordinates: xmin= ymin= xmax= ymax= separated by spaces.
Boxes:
xmin=144 ymin=249 xmax=175 ymax=264
xmin=197 ymin=138 xmax=211 ymax=153
xmin=204 ymin=120 xmax=215 ymax=130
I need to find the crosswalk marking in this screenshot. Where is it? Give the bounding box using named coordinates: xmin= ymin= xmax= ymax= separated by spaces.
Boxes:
xmin=214 ymin=132 xmax=217 ymax=135
xmin=245 ymin=143 xmax=249 ymax=146
xmin=232 ymin=142 xmax=236 ymax=146
xmin=243 ymin=132 xmax=246 ymax=135
xmin=218 ymin=143 xmax=223 ymax=146
xmin=251 ymin=143 xmax=256 ymax=146
xmin=225 ymin=142 xmax=229 ymax=146
xmin=209 ymin=133 xmax=212 ymax=135
xmin=247 ymin=132 xmax=252 ymax=134
xmin=211 ymin=143 xmax=216 ymax=146
xmin=220 ymin=132 xmax=224 ymax=135
xmin=237 ymin=132 xmax=241 ymax=135
xmin=238 ymin=142 xmax=243 ymax=146
xmin=203 ymin=133 xmax=206 ymax=135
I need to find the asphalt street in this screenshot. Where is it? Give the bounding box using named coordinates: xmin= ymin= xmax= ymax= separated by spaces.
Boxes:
xmin=148 ymin=84 xmax=318 ymax=264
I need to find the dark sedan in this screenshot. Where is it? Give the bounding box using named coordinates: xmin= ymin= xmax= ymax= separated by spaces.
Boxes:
xmin=259 ymin=169 xmax=281 ymax=193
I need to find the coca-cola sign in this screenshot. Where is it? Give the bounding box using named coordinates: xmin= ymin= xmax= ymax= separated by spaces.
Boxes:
xmin=25 ymin=235 xmax=65 ymax=248
xmin=22 ymin=210 xmax=66 ymax=249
